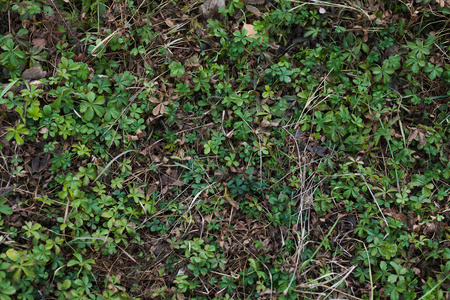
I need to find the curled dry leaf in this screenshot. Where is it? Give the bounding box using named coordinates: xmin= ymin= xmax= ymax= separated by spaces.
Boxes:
xmin=136 ymin=128 xmax=146 ymax=137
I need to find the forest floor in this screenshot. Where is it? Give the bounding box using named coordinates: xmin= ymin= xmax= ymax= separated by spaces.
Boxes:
xmin=0 ymin=0 xmax=450 ymax=299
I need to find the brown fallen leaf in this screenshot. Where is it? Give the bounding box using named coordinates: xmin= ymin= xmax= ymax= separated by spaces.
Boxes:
xmin=199 ymin=0 xmax=225 ymax=19
xmin=408 ymin=128 xmax=418 ymax=142
xmin=418 ymin=131 xmax=426 ymax=146
xmin=149 ymin=96 xmax=169 ymax=116
xmin=224 ymin=188 xmax=239 ymax=210
xmin=136 ymin=128 xmax=146 ymax=137
xmin=153 ymin=103 xmax=165 ymax=116
xmin=260 ymin=119 xmax=271 ymax=127
xmin=39 ymin=127 xmax=49 ymax=134
xmin=225 ymin=196 xmax=239 ymax=210
xmin=243 ymin=23 xmax=258 ymax=39
xmin=32 ymin=38 xmax=47 ymax=47
xmin=21 ymin=67 xmax=47 ymax=81
xmin=247 ymin=0 xmax=265 ymax=5
xmin=165 ymin=18 xmax=174 ymax=27
xmin=246 ymin=4 xmax=261 ymax=16
xmin=423 ymin=222 xmax=437 ymax=235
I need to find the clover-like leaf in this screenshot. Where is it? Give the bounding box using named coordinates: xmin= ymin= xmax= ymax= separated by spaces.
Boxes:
xmin=80 ymin=91 xmax=105 ymax=121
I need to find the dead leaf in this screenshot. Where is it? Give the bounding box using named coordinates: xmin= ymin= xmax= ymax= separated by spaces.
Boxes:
xmin=165 ymin=19 xmax=174 ymax=27
xmin=21 ymin=67 xmax=47 ymax=81
xmin=243 ymin=23 xmax=257 ymax=39
xmin=153 ymin=103 xmax=166 ymax=116
xmin=234 ymin=221 xmax=246 ymax=230
xmin=32 ymin=38 xmax=47 ymax=47
xmin=29 ymin=80 xmax=44 ymax=89
xmin=136 ymin=128 xmax=146 ymax=137
xmin=170 ymin=179 xmax=184 ymax=186
xmin=423 ymin=222 xmax=437 ymax=235
xmin=39 ymin=127 xmax=49 ymax=134
xmin=247 ymin=0 xmax=265 ymax=5
xmin=185 ymin=54 xmax=201 ymax=68
xmin=408 ymin=128 xmax=418 ymax=142
xmin=260 ymin=119 xmax=271 ymax=128
xmin=149 ymin=97 xmax=159 ymax=103
xmin=246 ymin=5 xmax=261 ymax=16
xmin=199 ymin=0 xmax=225 ymax=19
xmin=268 ymin=41 xmax=280 ymax=50
xmin=149 ymin=96 xmax=168 ymax=116
xmin=161 ymin=186 xmax=169 ymax=194
xmin=418 ymin=131 xmax=426 ymax=146
xmin=224 ymin=195 xmax=239 ymax=210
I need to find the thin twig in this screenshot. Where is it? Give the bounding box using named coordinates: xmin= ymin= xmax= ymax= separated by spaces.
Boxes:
xmin=48 ymin=0 xmax=81 ymax=45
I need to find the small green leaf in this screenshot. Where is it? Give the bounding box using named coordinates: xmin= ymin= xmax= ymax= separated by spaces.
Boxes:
xmin=0 ymin=205 xmax=13 ymax=215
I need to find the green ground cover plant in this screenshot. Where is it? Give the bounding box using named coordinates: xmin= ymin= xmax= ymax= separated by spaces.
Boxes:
xmin=0 ymin=0 xmax=449 ymax=299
